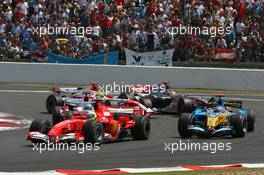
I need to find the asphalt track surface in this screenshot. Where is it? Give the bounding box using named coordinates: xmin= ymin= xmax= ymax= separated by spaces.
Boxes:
xmin=0 ymin=89 xmax=264 ymax=172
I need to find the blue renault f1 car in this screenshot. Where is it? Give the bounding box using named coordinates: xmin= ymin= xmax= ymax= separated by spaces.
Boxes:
xmin=178 ymin=95 xmax=255 ymax=138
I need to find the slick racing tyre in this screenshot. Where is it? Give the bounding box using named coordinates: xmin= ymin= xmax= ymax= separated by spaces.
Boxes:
xmin=52 ymin=106 xmax=63 ymax=126
xmin=178 ymin=113 xmax=193 ymax=138
xmin=83 ymin=120 xmax=105 ymax=144
xmin=131 ymin=116 xmax=151 ymax=140
xmin=46 ymin=95 xmax=64 ymax=114
xmin=29 ymin=119 xmax=52 ymax=144
xmin=118 ymin=93 xmax=135 ymax=100
xmin=140 ymin=98 xmax=152 ymax=108
xmin=177 ymin=98 xmax=193 ymax=115
xmin=231 ymin=114 xmax=246 ymax=138
xmin=29 ymin=119 xmax=52 ymax=134
xmin=247 ymin=110 xmax=255 ymax=132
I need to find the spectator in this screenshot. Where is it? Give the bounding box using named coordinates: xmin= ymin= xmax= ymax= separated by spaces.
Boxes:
xmin=216 ymin=35 xmax=227 ymax=48
xmin=0 ymin=0 xmax=262 ymax=63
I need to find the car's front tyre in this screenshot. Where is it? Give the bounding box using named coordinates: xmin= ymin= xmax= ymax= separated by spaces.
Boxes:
xmin=29 ymin=119 xmax=51 ymax=144
xmin=231 ymin=114 xmax=246 ymax=138
xmin=247 ymin=110 xmax=255 ymax=132
xmin=83 ymin=120 xmax=105 ymax=144
xmin=178 ymin=113 xmax=193 ymax=138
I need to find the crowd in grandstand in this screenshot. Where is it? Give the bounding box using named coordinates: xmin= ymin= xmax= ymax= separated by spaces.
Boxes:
xmin=0 ymin=0 xmax=263 ymax=62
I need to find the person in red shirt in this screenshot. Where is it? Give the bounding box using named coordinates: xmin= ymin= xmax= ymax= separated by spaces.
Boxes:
xmin=90 ymin=10 xmax=100 ymax=26
xmin=237 ymin=2 xmax=246 ymax=20
xmin=115 ymin=0 xmax=124 ymax=6
xmin=102 ymin=15 xmax=112 ymax=29
xmin=147 ymin=3 xmax=156 ymax=18
xmin=14 ymin=7 xmax=25 ymax=21
xmin=194 ymin=39 xmax=205 ymax=61
xmin=171 ymin=16 xmax=181 ymax=27
xmin=101 ymin=14 xmax=112 ymax=37
xmin=40 ymin=37 xmax=48 ymax=50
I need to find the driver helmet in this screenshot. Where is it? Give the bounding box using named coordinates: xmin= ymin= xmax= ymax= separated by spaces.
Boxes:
xmin=97 ymin=91 xmax=105 ymax=98
xmin=83 ymin=105 xmax=94 ymax=112
xmin=86 ymin=113 xmax=96 ymax=119
xmin=216 ymin=105 xmax=224 ymax=111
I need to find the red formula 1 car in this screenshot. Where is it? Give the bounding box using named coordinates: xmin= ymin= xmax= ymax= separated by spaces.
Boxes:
xmin=27 ymin=100 xmax=151 ymax=144
xmin=51 ymin=98 xmax=152 ymax=125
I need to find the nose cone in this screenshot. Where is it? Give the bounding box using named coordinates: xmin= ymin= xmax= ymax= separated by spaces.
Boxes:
xmin=207 ymin=117 xmax=219 ymax=128
xmin=48 ymin=120 xmax=69 ymax=137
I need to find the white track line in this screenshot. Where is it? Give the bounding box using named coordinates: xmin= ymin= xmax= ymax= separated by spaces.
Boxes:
xmin=0 ymin=90 xmax=49 ymax=93
xmin=120 ymin=167 xmax=191 ymax=173
xmin=0 ymin=171 xmax=62 ymax=175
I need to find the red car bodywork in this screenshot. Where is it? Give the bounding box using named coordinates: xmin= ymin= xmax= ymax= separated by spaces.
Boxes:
xmin=28 ymin=100 xmax=150 ymax=143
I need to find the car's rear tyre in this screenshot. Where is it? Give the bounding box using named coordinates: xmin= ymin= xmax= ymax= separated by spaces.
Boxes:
xmin=177 ymin=98 xmax=193 ymax=115
xmin=46 ymin=95 xmax=64 ymax=114
xmin=83 ymin=120 xmax=104 ymax=144
xmin=178 ymin=113 xmax=193 ymax=138
xmin=118 ymin=93 xmax=135 ymax=100
xmin=52 ymin=106 xmax=63 ymax=125
xmin=247 ymin=110 xmax=255 ymax=132
xmin=231 ymin=114 xmax=246 ymax=138
xmin=131 ymin=116 xmax=151 ymax=140
xmin=140 ymin=98 xmax=152 ymax=108
xmin=29 ymin=119 xmax=52 ymax=144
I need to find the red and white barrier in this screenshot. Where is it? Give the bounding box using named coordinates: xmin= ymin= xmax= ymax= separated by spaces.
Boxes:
xmin=1 ymin=163 xmax=264 ymax=175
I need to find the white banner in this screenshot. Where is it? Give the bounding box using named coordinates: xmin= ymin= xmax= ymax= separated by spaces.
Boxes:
xmin=125 ymin=48 xmax=174 ymax=66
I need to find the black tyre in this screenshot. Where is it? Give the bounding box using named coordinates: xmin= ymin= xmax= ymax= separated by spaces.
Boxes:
xmin=231 ymin=114 xmax=246 ymax=138
xmin=29 ymin=119 xmax=51 ymax=144
xmin=52 ymin=106 xmax=63 ymax=125
xmin=247 ymin=110 xmax=255 ymax=132
xmin=177 ymin=98 xmax=193 ymax=115
xmin=29 ymin=119 xmax=51 ymax=134
xmin=83 ymin=120 xmax=104 ymax=144
xmin=178 ymin=113 xmax=193 ymax=138
xmin=131 ymin=116 xmax=151 ymax=140
xmin=118 ymin=93 xmax=135 ymax=100
xmin=140 ymin=98 xmax=152 ymax=108
xmin=46 ymin=95 xmax=64 ymax=114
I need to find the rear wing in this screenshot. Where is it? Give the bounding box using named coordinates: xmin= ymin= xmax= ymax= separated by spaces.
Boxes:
xmin=63 ymin=97 xmax=84 ymax=106
xmin=223 ymin=100 xmax=243 ymax=108
xmin=207 ymin=99 xmax=242 ymax=108
xmin=51 ymin=87 xmax=83 ymax=94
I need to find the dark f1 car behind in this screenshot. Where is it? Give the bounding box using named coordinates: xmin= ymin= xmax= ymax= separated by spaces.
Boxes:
xmin=118 ymin=82 xmax=199 ymax=115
